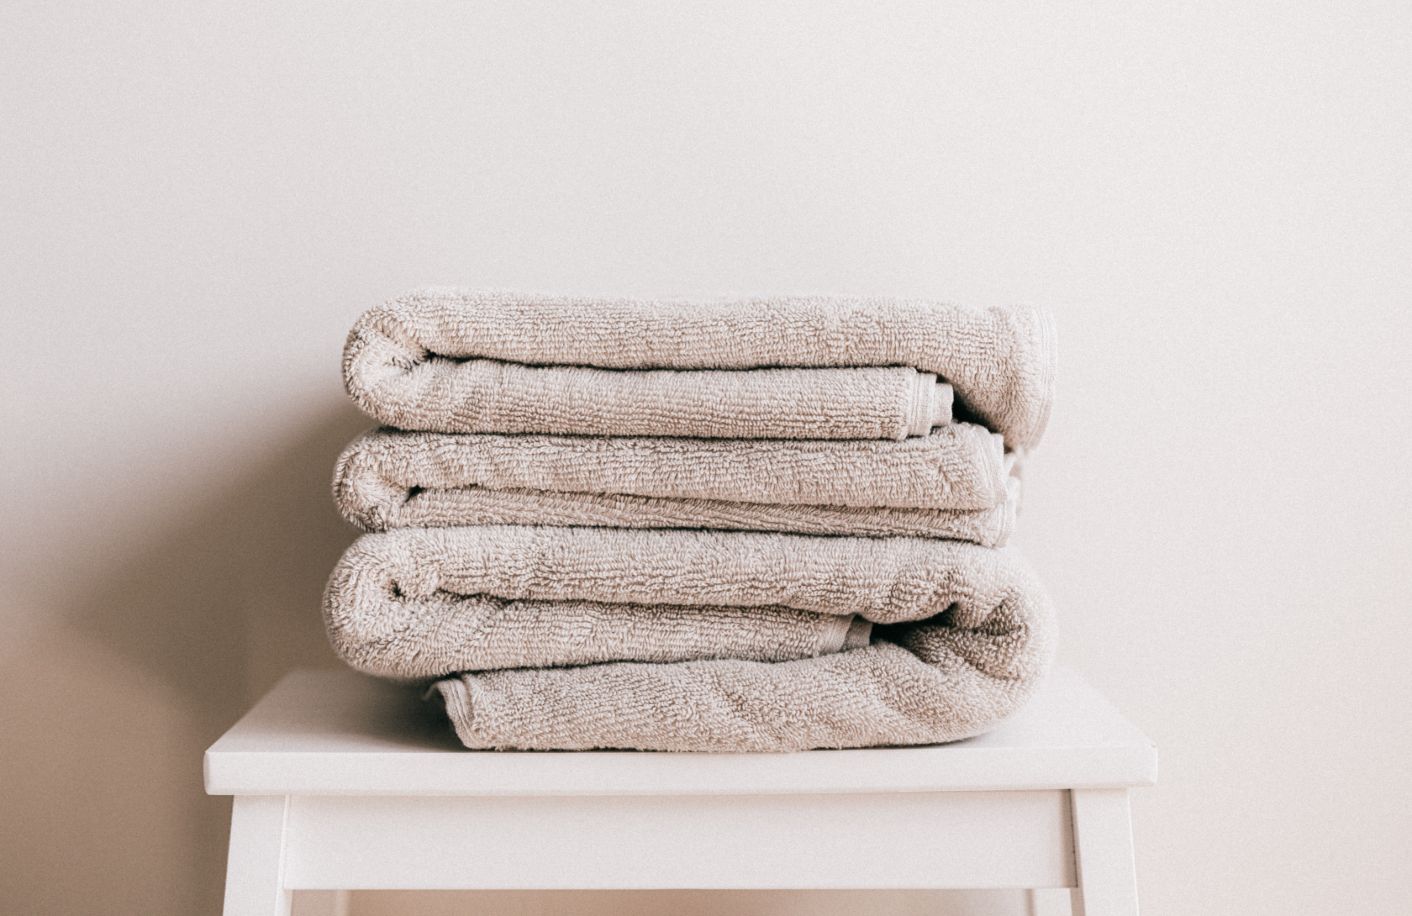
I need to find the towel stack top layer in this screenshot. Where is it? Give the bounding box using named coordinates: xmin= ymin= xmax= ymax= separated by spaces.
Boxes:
xmin=343 ymin=290 xmax=1057 ymax=448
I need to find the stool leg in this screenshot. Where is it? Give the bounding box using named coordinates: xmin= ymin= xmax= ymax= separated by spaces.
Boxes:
xmin=1070 ymin=789 xmax=1139 ymax=916
xmin=1028 ymin=888 xmax=1074 ymax=915
xmin=223 ymin=795 xmax=293 ymax=916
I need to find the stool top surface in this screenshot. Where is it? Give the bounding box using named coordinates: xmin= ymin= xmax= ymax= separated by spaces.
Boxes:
xmin=204 ymin=666 xmax=1156 ymax=796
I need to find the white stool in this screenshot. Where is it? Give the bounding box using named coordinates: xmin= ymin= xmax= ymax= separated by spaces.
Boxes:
xmin=205 ymin=667 xmax=1155 ymax=916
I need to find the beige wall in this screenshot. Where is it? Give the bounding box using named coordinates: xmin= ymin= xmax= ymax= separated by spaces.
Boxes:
xmin=3 ymin=3 xmax=1409 ymax=915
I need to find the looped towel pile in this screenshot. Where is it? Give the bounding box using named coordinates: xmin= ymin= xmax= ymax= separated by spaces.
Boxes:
xmin=324 ymin=290 xmax=1059 ymax=752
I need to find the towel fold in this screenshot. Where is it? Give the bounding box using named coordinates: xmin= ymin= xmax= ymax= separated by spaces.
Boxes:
xmin=322 ymin=525 xmax=1053 ymax=750
xmin=333 ymin=424 xmax=1020 ymax=545
xmin=344 ymin=291 xmax=1056 ymax=447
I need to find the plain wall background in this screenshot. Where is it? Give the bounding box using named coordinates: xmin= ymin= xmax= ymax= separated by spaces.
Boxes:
xmin=3 ymin=2 xmax=1410 ymax=914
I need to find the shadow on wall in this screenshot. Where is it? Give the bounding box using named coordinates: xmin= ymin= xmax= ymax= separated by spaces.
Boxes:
xmin=0 ymin=404 xmax=370 ymax=916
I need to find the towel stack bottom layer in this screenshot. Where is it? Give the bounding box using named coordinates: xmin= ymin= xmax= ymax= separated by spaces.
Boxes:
xmin=323 ymin=291 xmax=1058 ymax=752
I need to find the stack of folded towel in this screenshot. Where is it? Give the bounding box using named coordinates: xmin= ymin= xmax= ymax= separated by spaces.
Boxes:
xmin=323 ymin=291 xmax=1058 ymax=752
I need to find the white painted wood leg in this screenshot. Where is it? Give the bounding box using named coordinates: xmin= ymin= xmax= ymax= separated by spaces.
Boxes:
xmin=223 ymin=796 xmax=293 ymax=916
xmin=1028 ymin=887 xmax=1073 ymax=915
xmin=1069 ymin=789 xmax=1139 ymax=916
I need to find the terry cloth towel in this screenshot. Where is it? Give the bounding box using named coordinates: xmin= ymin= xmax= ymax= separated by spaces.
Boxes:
xmin=333 ymin=424 xmax=1021 ymax=546
xmin=343 ymin=291 xmax=1057 ymax=447
xmin=322 ymin=526 xmax=1054 ymax=751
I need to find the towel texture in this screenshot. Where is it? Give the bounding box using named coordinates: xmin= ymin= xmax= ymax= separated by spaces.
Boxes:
xmin=322 ymin=526 xmax=1054 ymax=750
xmin=325 ymin=290 xmax=1060 ymax=752
xmin=344 ymin=291 xmax=1056 ymax=447
xmin=333 ymin=425 xmax=1020 ymax=545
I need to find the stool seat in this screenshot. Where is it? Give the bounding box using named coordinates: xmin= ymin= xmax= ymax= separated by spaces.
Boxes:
xmin=205 ymin=667 xmax=1155 ymax=916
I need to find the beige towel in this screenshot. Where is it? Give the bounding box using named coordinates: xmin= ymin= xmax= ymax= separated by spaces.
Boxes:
xmin=324 ymin=528 xmax=875 ymax=679
xmin=322 ymin=526 xmax=1053 ymax=750
xmin=333 ymin=425 xmax=1020 ymax=545
xmin=344 ymin=291 xmax=1056 ymax=446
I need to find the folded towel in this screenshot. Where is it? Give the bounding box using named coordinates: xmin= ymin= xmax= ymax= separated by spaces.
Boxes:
xmin=324 ymin=528 xmax=873 ymax=678
xmin=333 ymin=425 xmax=1021 ymax=545
xmin=344 ymin=291 xmax=1057 ymax=447
xmin=322 ymin=525 xmax=1053 ymax=750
